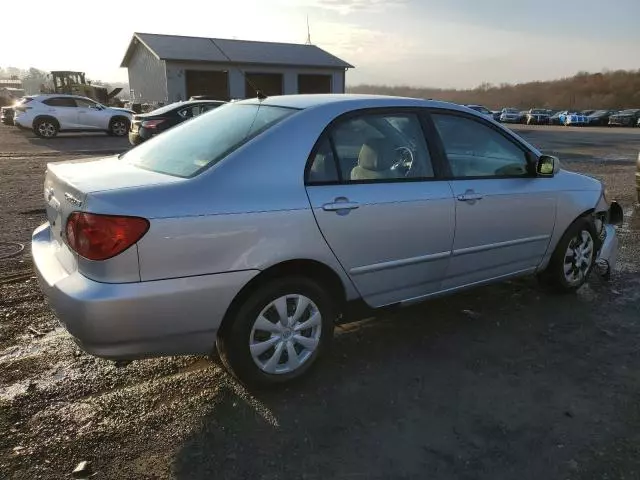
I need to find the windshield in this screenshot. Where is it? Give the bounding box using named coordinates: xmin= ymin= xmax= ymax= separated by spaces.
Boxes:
xmin=531 ymin=109 xmax=546 ymax=114
xmin=123 ymin=103 xmax=297 ymax=178
xmin=619 ymin=109 xmax=640 ymax=115
xmin=14 ymin=96 xmax=34 ymax=106
xmin=503 ymin=108 xmax=519 ymax=113
xmin=590 ymin=110 xmax=607 ymax=116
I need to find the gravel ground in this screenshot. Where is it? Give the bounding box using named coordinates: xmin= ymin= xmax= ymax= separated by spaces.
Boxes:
xmin=0 ymin=124 xmax=129 ymax=157
xmin=1 ymin=125 xmax=640 ymax=479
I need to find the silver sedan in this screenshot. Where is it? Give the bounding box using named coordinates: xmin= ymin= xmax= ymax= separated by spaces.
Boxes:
xmin=32 ymin=95 xmax=622 ymax=387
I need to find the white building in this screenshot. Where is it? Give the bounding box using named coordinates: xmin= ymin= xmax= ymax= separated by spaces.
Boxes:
xmin=120 ymin=32 xmax=353 ymax=104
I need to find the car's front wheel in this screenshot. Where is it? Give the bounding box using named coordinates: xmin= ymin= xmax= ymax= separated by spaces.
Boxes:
xmin=34 ymin=118 xmax=59 ymax=138
xmin=217 ymin=277 xmax=335 ymax=387
xmin=540 ymin=217 xmax=599 ymax=292
xmin=108 ymin=117 xmax=130 ymax=137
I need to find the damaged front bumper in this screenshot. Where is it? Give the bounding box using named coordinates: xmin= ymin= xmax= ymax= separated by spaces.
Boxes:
xmin=595 ymin=201 xmax=623 ymax=278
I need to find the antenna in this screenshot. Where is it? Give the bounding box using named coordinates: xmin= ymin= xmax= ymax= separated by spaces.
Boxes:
xmin=305 ymin=16 xmax=312 ymax=45
xmin=208 ymin=38 xmax=267 ymax=100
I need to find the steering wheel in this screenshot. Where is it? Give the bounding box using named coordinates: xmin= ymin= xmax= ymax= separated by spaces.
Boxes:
xmin=390 ymin=146 xmax=415 ymax=176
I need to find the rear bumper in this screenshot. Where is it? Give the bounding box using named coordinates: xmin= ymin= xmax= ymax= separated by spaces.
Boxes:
xmin=128 ymin=127 xmax=153 ymax=146
xmin=32 ymin=223 xmax=259 ymax=360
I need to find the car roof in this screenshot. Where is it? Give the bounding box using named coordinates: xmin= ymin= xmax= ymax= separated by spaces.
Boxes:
xmin=33 ymin=93 xmax=94 ymax=101
xmin=237 ymin=94 xmax=468 ymax=113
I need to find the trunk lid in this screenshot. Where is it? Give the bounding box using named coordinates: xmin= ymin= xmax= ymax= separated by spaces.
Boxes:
xmin=47 ymin=156 xmax=183 ymax=194
xmin=45 ymin=157 xmax=182 ymax=244
xmin=43 ymin=157 xmax=183 ymax=275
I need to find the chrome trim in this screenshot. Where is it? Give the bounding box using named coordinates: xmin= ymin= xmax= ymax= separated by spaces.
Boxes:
xmin=64 ymin=192 xmax=83 ymax=207
xmin=400 ymin=267 xmax=537 ymax=306
xmin=452 ymin=235 xmax=550 ymax=257
xmin=349 ymin=251 xmax=451 ymax=275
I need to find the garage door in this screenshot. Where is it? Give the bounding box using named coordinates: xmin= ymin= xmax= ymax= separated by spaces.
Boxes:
xmin=298 ymin=74 xmax=332 ymax=94
xmin=245 ymin=73 xmax=283 ymax=98
xmin=185 ymin=70 xmax=229 ymax=100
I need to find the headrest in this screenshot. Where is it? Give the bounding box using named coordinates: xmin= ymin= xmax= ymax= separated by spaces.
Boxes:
xmin=357 ymin=139 xmax=394 ymax=171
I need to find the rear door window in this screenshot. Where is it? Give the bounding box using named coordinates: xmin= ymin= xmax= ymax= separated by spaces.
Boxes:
xmin=43 ymin=97 xmax=77 ymax=107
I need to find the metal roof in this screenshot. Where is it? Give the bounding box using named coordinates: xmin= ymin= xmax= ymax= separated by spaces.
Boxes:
xmin=121 ymin=33 xmax=353 ymax=70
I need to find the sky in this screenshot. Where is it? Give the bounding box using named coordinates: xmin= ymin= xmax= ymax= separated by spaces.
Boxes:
xmin=2 ymin=0 xmax=639 ymax=89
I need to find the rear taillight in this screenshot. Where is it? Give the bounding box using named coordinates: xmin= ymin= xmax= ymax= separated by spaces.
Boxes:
xmin=141 ymin=119 xmax=165 ymax=129
xmin=65 ymin=212 xmax=149 ymax=261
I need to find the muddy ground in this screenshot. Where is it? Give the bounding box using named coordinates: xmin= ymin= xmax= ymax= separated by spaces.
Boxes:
xmin=1 ymin=125 xmax=640 ymax=479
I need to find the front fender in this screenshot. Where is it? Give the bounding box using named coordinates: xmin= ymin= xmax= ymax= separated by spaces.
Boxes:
xmin=537 ymin=177 xmax=603 ymax=271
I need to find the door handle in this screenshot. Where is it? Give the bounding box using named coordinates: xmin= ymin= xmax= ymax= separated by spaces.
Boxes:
xmin=322 ymin=197 xmax=360 ymax=212
xmin=457 ymin=190 xmax=484 ymax=202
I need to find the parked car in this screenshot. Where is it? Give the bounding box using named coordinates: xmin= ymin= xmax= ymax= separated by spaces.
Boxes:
xmin=518 ymin=110 xmax=529 ymax=123
xmin=32 ymin=95 xmax=622 ymax=387
xmin=525 ymin=109 xmax=551 ymax=125
xmin=129 ymin=100 xmax=225 ymax=145
xmin=609 ymin=109 xmax=640 ymax=127
xmin=637 ymin=151 xmax=640 ymax=203
xmin=465 ymin=104 xmax=494 ymax=119
xmin=549 ymin=110 xmax=567 ymax=125
xmin=13 ymin=94 xmax=133 ymax=138
xmin=189 ymin=95 xmax=222 ymax=101
xmin=562 ymin=111 xmax=589 ymax=126
xmin=587 ymin=110 xmax=616 ymax=126
xmin=491 ymin=110 xmax=502 ymax=121
xmin=1 ymin=106 xmax=14 ymax=125
xmin=499 ymin=108 xmax=522 ymax=123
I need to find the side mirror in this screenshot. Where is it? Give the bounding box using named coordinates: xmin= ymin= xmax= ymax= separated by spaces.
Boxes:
xmin=536 ymin=155 xmax=558 ymax=177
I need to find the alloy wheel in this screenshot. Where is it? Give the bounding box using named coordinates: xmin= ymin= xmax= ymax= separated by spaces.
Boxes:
xmin=249 ymin=294 xmax=322 ymax=375
xmin=563 ymin=230 xmax=594 ymax=286
xmin=38 ymin=122 xmax=56 ymax=137
xmin=112 ymin=121 xmax=127 ymax=136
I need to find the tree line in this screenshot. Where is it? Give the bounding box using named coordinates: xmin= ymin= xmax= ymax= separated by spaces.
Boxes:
xmin=348 ymin=70 xmax=640 ymax=110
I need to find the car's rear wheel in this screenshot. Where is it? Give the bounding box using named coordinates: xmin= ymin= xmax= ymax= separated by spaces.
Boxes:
xmin=109 ymin=117 xmax=129 ymax=137
xmin=217 ymin=277 xmax=335 ymax=388
xmin=34 ymin=118 xmax=58 ymax=138
xmin=540 ymin=217 xmax=598 ymax=293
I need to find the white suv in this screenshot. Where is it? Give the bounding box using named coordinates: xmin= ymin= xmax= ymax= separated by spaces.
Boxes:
xmin=13 ymin=94 xmax=132 ymax=138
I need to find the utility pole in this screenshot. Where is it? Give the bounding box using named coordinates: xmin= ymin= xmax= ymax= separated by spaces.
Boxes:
xmin=305 ymin=16 xmax=312 ymax=45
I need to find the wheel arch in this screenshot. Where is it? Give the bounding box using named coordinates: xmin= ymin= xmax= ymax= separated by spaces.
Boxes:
xmin=218 ymin=259 xmax=348 ymax=337
xmin=538 ymin=206 xmax=596 ymax=272
xmin=33 ymin=115 xmax=60 ymax=128
xmin=109 ymin=115 xmax=130 ymax=125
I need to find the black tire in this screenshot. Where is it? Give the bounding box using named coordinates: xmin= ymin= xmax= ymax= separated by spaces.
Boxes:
xmin=539 ymin=217 xmax=599 ymax=293
xmin=217 ymin=276 xmax=336 ymax=388
xmin=33 ymin=117 xmax=59 ymax=138
xmin=108 ymin=117 xmax=130 ymax=137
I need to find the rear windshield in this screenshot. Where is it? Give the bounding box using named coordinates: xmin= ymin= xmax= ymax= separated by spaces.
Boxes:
xmin=124 ymin=103 xmax=297 ymax=178
xmin=145 ymin=102 xmax=185 ymax=116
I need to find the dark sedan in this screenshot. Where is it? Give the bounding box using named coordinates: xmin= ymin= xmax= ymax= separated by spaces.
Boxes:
xmin=129 ymin=100 xmax=225 ymax=145
xmin=587 ymin=110 xmax=616 ymax=126
xmin=1 ymin=106 xmax=14 ymax=125
xmin=609 ymin=109 xmax=640 ymax=127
